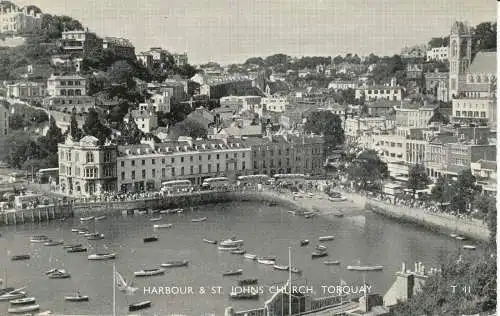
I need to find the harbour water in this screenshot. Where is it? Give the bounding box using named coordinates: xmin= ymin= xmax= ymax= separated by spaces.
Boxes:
xmin=0 ymin=201 xmax=474 ymax=315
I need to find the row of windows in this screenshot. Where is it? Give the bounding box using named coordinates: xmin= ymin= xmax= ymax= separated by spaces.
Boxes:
xmin=455 ymin=111 xmax=486 ymax=118
xmin=58 ymin=80 xmax=83 ymax=86
xmin=58 ymin=89 xmax=83 ymax=96
xmin=120 ymin=153 xmax=246 ymax=167
xmin=366 ymin=89 xmax=398 ymax=95
xmin=60 ymin=151 xmax=113 ymax=163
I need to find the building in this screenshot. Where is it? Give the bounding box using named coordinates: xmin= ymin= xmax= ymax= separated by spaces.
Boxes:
xmin=136 ymin=52 xmax=153 ymax=70
xmin=0 ymin=2 xmax=42 ymax=34
xmin=345 ymin=116 xmax=395 ymax=140
xmin=261 ymin=96 xmax=288 ymax=113
xmin=6 ymin=81 xmax=46 ymax=101
xmin=424 ymin=69 xmax=449 ymax=102
xmin=197 ymin=74 xmax=254 ymax=99
xmin=471 ymin=159 xmax=496 ymax=195
xmin=400 ymin=45 xmax=427 ymax=59
xmin=327 ymin=80 xmax=358 ymax=91
xmin=159 ymin=80 xmax=187 ymax=103
xmin=406 ymin=64 xmax=423 ymax=81
xmin=448 ymin=21 xmax=472 ymax=99
xmin=140 ymin=91 xmax=171 ymax=113
xmin=102 ymin=37 xmax=135 ymax=59
xmin=146 ymin=47 xmax=167 ymax=63
xmin=172 ymin=52 xmax=188 ymax=66
xmin=394 ymin=104 xmax=436 ymax=128
xmin=365 ymin=99 xmax=400 ymax=116
xmin=50 ymin=55 xmax=83 ymax=73
xmin=355 ymin=78 xmax=403 ymax=101
xmin=43 ymin=95 xmax=96 ymax=114
xmin=116 ymin=138 xmax=252 ymax=191
xmin=124 ymin=110 xmax=158 ymax=134
xmin=60 ymin=29 xmax=103 ymax=57
xmin=46 ymin=74 xmax=87 ymax=97
xmin=0 ymin=100 xmax=8 ymax=136
xmin=426 ymin=46 xmax=449 ymax=61
xmin=58 ymin=136 xmax=117 ymax=197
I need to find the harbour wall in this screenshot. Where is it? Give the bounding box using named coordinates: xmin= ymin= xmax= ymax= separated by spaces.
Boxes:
xmin=365 ymin=199 xmax=490 ymax=242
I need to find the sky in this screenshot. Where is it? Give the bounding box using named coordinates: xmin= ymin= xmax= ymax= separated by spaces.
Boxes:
xmin=15 ymin=0 xmax=497 ymax=65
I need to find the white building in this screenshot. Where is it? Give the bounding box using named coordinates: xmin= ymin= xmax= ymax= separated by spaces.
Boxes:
xmin=355 ymin=78 xmax=402 ymax=101
xmin=327 ymin=80 xmax=358 ymax=91
xmin=0 ymin=2 xmax=42 ymax=34
xmin=7 ymin=81 xmax=46 ymax=100
xmin=124 ymin=110 xmax=158 ymax=134
xmin=46 ymin=74 xmax=87 ymax=97
xmin=426 ymin=46 xmax=449 ymax=62
xmin=0 ymin=101 xmax=9 ymax=136
xmin=139 ymin=91 xmax=171 ymax=113
xmin=261 ymin=96 xmax=288 ymax=113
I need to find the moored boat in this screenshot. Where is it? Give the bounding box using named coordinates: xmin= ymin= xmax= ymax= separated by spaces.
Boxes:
xmin=220 ymin=239 xmax=244 ymax=247
xmin=203 ymin=238 xmax=217 ymax=244
xmin=150 ymin=217 xmax=162 ymax=222
xmin=290 ymin=267 xmax=302 ymax=274
xmin=9 ymin=297 xmax=35 ymax=305
xmin=63 ymin=244 xmax=82 ymax=249
xmin=161 ymin=260 xmax=189 ymax=268
xmin=222 ymin=269 xmax=243 ymax=276
xmin=67 ymin=246 xmax=87 ymax=253
xmin=44 ymin=240 xmax=63 ymax=246
xmin=238 ymin=278 xmax=257 ymax=285
xmin=463 ymin=245 xmax=476 ymax=250
xmin=300 ymin=240 xmax=309 ymax=246
xmin=30 ymin=236 xmax=49 ymax=243
xmin=324 ymin=261 xmax=341 ymax=265
xmin=71 ymin=228 xmax=81 ymax=233
xmin=191 ymin=217 xmax=207 ymax=222
xmin=88 ymin=253 xmax=116 ymax=260
xmin=244 ymin=253 xmax=257 ymax=260
xmin=79 ymin=216 xmax=94 ymax=222
xmin=312 ymin=251 xmax=328 ymax=258
xmin=231 ymin=249 xmax=246 ymax=255
xmin=229 ymin=292 xmax=259 ymax=299
xmin=346 ymin=265 xmax=383 ymax=271
xmin=86 ymin=233 xmax=104 ymax=240
xmin=0 ymin=291 xmax=26 ymax=302
xmin=134 ymin=268 xmax=165 ymax=277
xmin=64 ymin=293 xmax=89 ymax=302
xmin=7 ymin=303 xmax=40 ymax=314
xmin=218 ymin=245 xmax=240 ymax=251
xmin=11 ymin=255 xmax=30 ymax=261
xmin=153 ymin=224 xmax=173 ymax=229
xmin=48 ymin=269 xmax=70 ymax=279
xmin=450 ymin=233 xmax=458 ymax=238
xmin=77 ymin=229 xmax=89 ymax=235
xmin=318 ymin=236 xmax=335 ymax=241
xmin=95 ymin=215 xmax=106 ymax=221
xmin=288 ymin=210 xmax=296 ymax=215
xmin=315 ymin=244 xmax=327 ymax=251
xmin=143 ymin=236 xmax=158 ymax=243
xmin=257 ymin=258 xmax=276 ymax=265
xmin=455 ymin=236 xmax=467 ymax=241
xmin=129 ymin=300 xmax=152 ymax=312
xmin=273 ymin=264 xmax=289 ymax=271
xmin=0 ymin=287 xmax=15 ymax=296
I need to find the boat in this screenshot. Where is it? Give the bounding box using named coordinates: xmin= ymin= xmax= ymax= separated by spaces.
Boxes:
xmin=257 ymin=258 xmax=276 ymax=265
xmin=67 ymin=246 xmax=87 ymax=253
xmin=159 ymin=209 xmax=174 ymax=214
xmin=450 ymin=233 xmax=458 ymax=238
xmin=64 ymin=293 xmax=89 ymax=302
xmin=88 ymin=253 xmax=116 ymax=260
xmin=45 ymin=268 xmax=58 ymax=275
xmin=0 ymin=292 xmax=26 ymax=302
xmin=312 ymin=251 xmax=328 ymax=258
xmin=334 ymin=212 xmax=344 ymax=218
xmin=300 ymin=240 xmax=309 ymax=246
xmin=218 ymin=246 xmax=240 ymax=251
xmin=7 ymin=304 xmax=40 ymax=314
xmin=153 ymin=224 xmax=173 ymax=229
xmin=229 ymin=292 xmax=259 ymax=299
xmin=150 ymin=217 xmax=162 ymax=222
xmin=35 ymin=311 xmax=52 ymax=316
xmin=203 ymin=239 xmax=217 ymax=244
xmin=129 ymin=300 xmax=151 ymax=312
xmin=191 ymin=217 xmax=207 ymax=222
xmin=220 ymin=238 xmax=244 ymax=247
xmin=48 ymin=270 xmax=71 ymax=279
xmin=268 ymin=201 xmax=277 ymax=206
xmin=161 ymin=260 xmax=189 ymax=268
xmin=9 ymin=297 xmax=35 ymax=305
xmin=86 ymin=233 xmax=104 ymax=240
xmin=77 ymin=229 xmax=89 ymax=235
xmin=244 ymin=253 xmax=257 ymax=260
xmin=273 ymin=265 xmax=289 ymax=271
xmin=319 ymin=236 xmax=335 ymax=241
xmin=316 ymin=244 xmax=327 ymax=251
xmin=143 ymin=236 xmax=158 ymax=243
xmin=95 ymin=215 xmax=106 ymax=221
xmin=71 ymin=228 xmax=81 ymax=233
xmin=455 ymin=236 xmax=467 ymax=241
xmin=346 ymin=265 xmax=384 ymax=271
xmin=44 ymin=240 xmax=63 ymax=246
xmin=30 ymin=236 xmax=49 ymax=243
xmin=11 ymin=255 xmax=30 ymax=261
xmin=63 ymin=244 xmax=82 ymax=249
xmin=463 ymin=245 xmax=477 ymax=250
xmin=324 ymin=261 xmax=341 ymax=265
xmin=134 ymin=268 xmax=165 ymax=277
xmin=238 ymin=279 xmax=258 ymax=285
xmin=0 ymin=287 xmax=15 ymax=296
xmin=290 ymin=267 xmax=302 ymax=274
xmin=177 ymin=208 xmax=184 ymax=213
xmin=288 ymin=210 xmax=296 ymax=215
xmin=79 ymin=216 xmax=95 ymax=222
xmin=231 ymin=249 xmax=246 ymax=255
xmin=222 ymin=269 xmax=243 ymax=276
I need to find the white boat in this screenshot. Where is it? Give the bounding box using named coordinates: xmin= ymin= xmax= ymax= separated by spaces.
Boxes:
xmin=71 ymin=228 xmax=81 ymax=233
xmin=153 ymin=224 xmax=173 ymax=229
xmin=9 ymin=297 xmax=35 ymax=305
xmin=346 ymin=265 xmax=383 ymax=271
xmin=288 ymin=210 xmax=296 ymax=215
xmin=220 ymin=239 xmax=244 ymax=247
xmin=463 ymin=245 xmax=476 ymax=250
xmin=161 ymin=260 xmax=189 ymax=268
xmin=44 ymin=240 xmax=63 ymax=246
xmin=159 ymin=209 xmax=175 ymax=214
xmin=191 ymin=217 xmax=207 ymax=222
xmin=63 ymin=244 xmax=82 ymax=249
xmin=8 ymin=304 xmax=40 ymax=314
xmin=88 ymin=253 xmax=116 ymax=260
xmin=257 ymin=258 xmax=276 ymax=265
xmin=47 ymin=269 xmax=71 ymax=279
xmin=218 ymin=246 xmax=240 ymax=251
xmin=64 ymin=293 xmax=89 ymax=302
xmin=273 ymin=264 xmax=289 ymax=271
xmin=455 ymin=236 xmax=467 ymax=241
xmin=324 ymin=261 xmax=341 ymax=265
xmin=222 ymin=269 xmax=243 ymax=276
xmin=86 ymin=233 xmax=105 ymax=240
xmin=95 ymin=216 xmax=106 ymax=221
xmin=244 ymin=253 xmax=257 ymax=260
xmin=150 ymin=217 xmax=162 ymax=222
xmin=0 ymin=291 xmax=26 ymax=302
xmin=30 ymin=236 xmax=49 ymax=243
xmin=177 ymin=208 xmax=184 ymax=213
xmin=77 ymin=229 xmax=89 ymax=235
xmin=450 ymin=233 xmax=458 ymax=238
xmin=203 ymin=238 xmax=217 ymax=244
xmin=318 ymin=236 xmax=335 ymax=241
xmin=80 ymin=216 xmax=95 ymax=222
xmin=134 ymin=268 xmax=165 ymax=277
xmin=316 ymin=244 xmax=327 ymax=251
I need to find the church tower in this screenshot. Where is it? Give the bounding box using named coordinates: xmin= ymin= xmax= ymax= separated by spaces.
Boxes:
xmin=448 ymin=21 xmax=472 ymax=100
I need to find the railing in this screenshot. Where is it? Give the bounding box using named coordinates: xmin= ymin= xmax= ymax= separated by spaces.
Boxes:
xmin=234 ymin=308 xmax=266 ymax=316
xmin=310 ymin=295 xmax=342 ymax=310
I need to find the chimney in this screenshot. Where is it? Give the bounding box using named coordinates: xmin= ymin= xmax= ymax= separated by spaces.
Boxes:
xmin=401 ymin=262 xmax=406 ymax=273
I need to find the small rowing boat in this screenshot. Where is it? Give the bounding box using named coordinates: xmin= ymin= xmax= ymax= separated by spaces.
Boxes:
xmin=203 ymin=238 xmax=217 ymax=244
xmin=346 ymin=265 xmax=383 ymax=271
xmin=455 ymin=236 xmax=467 ymax=241
xmin=134 ymin=268 xmax=165 ymax=277
xmin=11 ymin=255 xmax=30 ymax=261
xmin=88 ymin=253 xmax=116 ymax=260
xmin=222 ymin=269 xmax=243 ymax=276
xmin=316 ymin=244 xmax=327 ymax=251
xmin=9 ymin=297 xmax=35 ymax=305
xmin=191 ymin=217 xmax=207 ymax=222
xmin=220 ymin=239 xmax=244 ymax=247
xmin=324 ymin=260 xmax=341 ymax=265
xmin=300 ymin=240 xmax=309 ymax=246
xmin=95 ymin=215 xmax=106 ymax=221
xmin=153 ymin=224 xmax=173 ymax=229
xmin=463 ymin=245 xmax=476 ymax=250
xmin=143 ymin=236 xmax=158 ymax=243
xmin=218 ymin=245 xmax=240 ymax=251
xmin=86 ymin=233 xmax=104 ymax=240
xmin=7 ymin=303 xmax=39 ymax=314
xmin=150 ymin=217 xmax=162 ymax=222
xmin=257 ymin=258 xmax=276 ymax=265
xmin=288 ymin=210 xmax=296 ymax=215
xmin=161 ymin=260 xmax=189 ymax=268
xmin=67 ymin=246 xmax=87 ymax=253
xmin=312 ymin=251 xmax=328 ymax=258
xmin=80 ymin=216 xmax=94 ymax=222
xmin=290 ymin=267 xmax=302 ymax=274
xmin=273 ymin=264 xmax=289 ymax=271
xmin=30 ymin=235 xmax=49 ymax=243
xmin=244 ymin=253 xmax=257 ymax=260
xmin=65 ymin=293 xmax=89 ymax=302
xmin=231 ymin=249 xmax=246 ymax=255
xmin=47 ymin=269 xmax=71 ymax=279
xmin=77 ymin=229 xmax=89 ymax=235
xmin=0 ymin=292 xmax=26 ymax=302
xmin=318 ymin=236 xmax=335 ymax=241
xmin=63 ymin=244 xmax=82 ymax=249
xmin=238 ymin=278 xmax=257 ymax=285
xmin=44 ymin=240 xmax=63 ymax=246
xmin=129 ymin=300 xmax=152 ymax=312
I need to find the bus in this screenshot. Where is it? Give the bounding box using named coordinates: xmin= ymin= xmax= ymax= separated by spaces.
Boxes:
xmin=36 ymin=168 xmax=59 ymax=184
xmin=273 ymin=174 xmax=306 ymax=186
xmin=237 ymin=174 xmax=271 ymax=186
xmin=161 ymin=180 xmax=192 ymax=192
xmin=202 ymin=177 xmax=230 ymax=189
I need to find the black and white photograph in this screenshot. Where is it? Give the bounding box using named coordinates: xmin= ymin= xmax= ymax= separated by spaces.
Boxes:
xmin=0 ymin=0 xmax=496 ymax=315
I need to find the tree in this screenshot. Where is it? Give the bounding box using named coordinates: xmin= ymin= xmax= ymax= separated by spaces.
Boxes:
xmin=451 ymin=169 xmax=481 ymax=214
xmin=244 ymin=57 xmax=265 ymax=66
xmin=107 ymin=60 xmax=135 ymax=86
xmin=169 ymin=118 xmax=207 ymax=139
xmin=347 ymin=149 xmax=388 ymax=190
xmin=69 ymin=110 xmax=83 ymax=141
xmin=82 ymin=109 xmax=111 ymax=145
xmin=5 ymin=131 xmax=41 ymax=169
xmin=472 ymin=22 xmax=497 ymax=56
xmin=332 ymin=55 xmax=344 ymax=64
xmin=304 ymin=110 xmax=345 ymax=153
xmin=117 ymin=113 xmax=144 ymax=145
xmin=38 ymin=119 xmax=65 ymax=167
xmin=407 ymin=164 xmax=430 ymax=194
xmin=364 ymin=53 xmax=380 ymax=65
xmin=430 ymin=176 xmax=453 ymax=208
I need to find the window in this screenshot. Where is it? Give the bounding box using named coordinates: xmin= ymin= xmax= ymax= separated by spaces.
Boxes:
xmin=162 ymin=168 xmax=165 ymax=177
xmin=199 ymin=165 xmax=202 ymax=173
xmin=242 ymin=161 xmax=246 ymax=170
xmin=226 ymin=154 xmax=229 ymax=159
xmin=152 ymin=159 xmax=155 ymax=165
xmin=208 ymin=154 xmax=211 ymax=160
xmin=120 ymin=161 xmax=125 ymax=167
xmin=190 ymin=166 xmax=193 ymax=174
xmin=131 ymin=171 xmax=136 ymax=180
xmin=131 ymin=160 xmax=135 ymax=166
xmin=171 ymin=158 xmax=175 ymax=163
xmin=208 ymin=164 xmax=211 ymax=172
xmin=104 ymin=152 xmax=112 ymax=162
xmin=171 ymin=167 xmax=175 ymax=176
xmin=216 ymin=164 xmax=220 ymax=172
xmin=190 ymin=156 xmax=193 ymax=162
xmin=181 ymin=167 xmax=184 ymax=176
xmin=152 ymin=169 xmax=156 ymax=178
xmin=142 ymin=170 xmax=146 ymax=178
xmin=216 ymin=154 xmax=220 ymax=160
xmin=86 ymin=152 xmax=94 ymax=163
xmin=199 ymin=156 xmax=202 ymax=161
xmin=254 ymin=161 xmax=257 ymax=169
xmin=242 ymin=152 xmax=245 ymax=158
xmin=456 ymin=111 xmax=460 ymax=117
xmin=162 ymin=158 xmax=165 ymax=164
xmin=474 ymin=111 xmax=479 ymax=117
xmin=181 ymin=157 xmax=184 ymax=163
xmin=480 ymin=112 xmax=486 ymax=118
xmin=142 ymin=159 xmax=145 ymax=165
xmin=121 ymin=172 xmax=125 ymax=180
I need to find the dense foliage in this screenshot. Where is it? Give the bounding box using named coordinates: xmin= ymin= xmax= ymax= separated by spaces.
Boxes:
xmin=304 ymin=110 xmax=345 ymax=153
xmin=346 ymin=149 xmax=388 ymax=190
xmin=407 ymin=164 xmax=430 ymax=194
xmin=82 ymin=109 xmax=111 ymax=145
xmin=169 ymin=118 xmax=208 ymax=139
